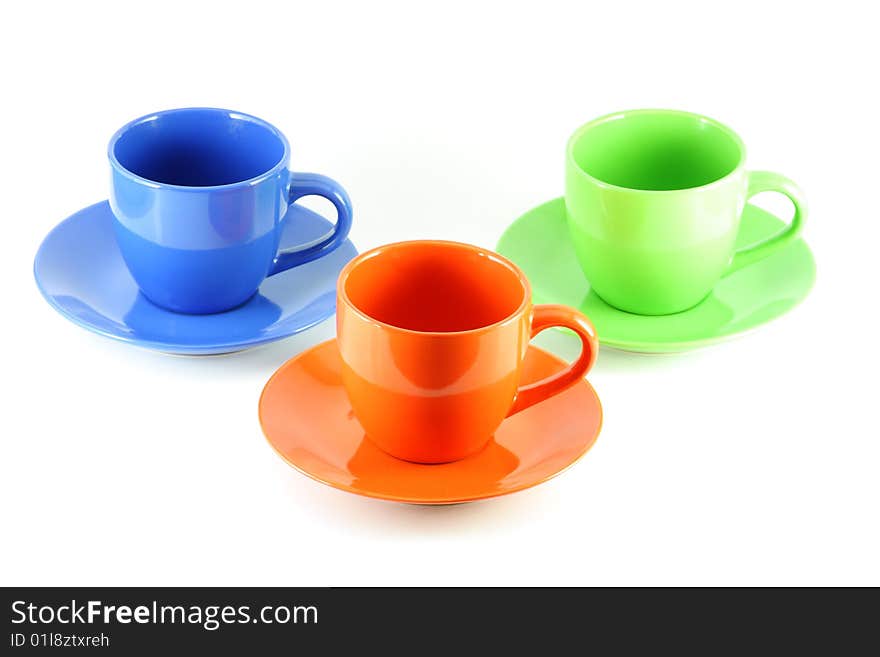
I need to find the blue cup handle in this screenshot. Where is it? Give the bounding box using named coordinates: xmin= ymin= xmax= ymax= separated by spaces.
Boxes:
xmin=268 ymin=172 xmax=353 ymax=276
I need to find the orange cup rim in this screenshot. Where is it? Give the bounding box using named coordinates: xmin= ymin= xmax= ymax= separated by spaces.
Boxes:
xmin=337 ymin=239 xmax=533 ymax=337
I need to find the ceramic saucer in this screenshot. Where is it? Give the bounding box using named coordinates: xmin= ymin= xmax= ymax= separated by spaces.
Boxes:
xmin=497 ymin=198 xmax=815 ymax=353
xmin=34 ymin=201 xmax=358 ymax=355
xmin=259 ymin=340 xmax=602 ymax=505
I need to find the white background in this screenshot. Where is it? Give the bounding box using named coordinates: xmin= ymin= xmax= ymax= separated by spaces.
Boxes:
xmin=2 ymin=0 xmax=877 ymax=586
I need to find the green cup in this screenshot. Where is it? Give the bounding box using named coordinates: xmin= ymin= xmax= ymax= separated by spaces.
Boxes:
xmin=565 ymin=109 xmax=807 ymax=315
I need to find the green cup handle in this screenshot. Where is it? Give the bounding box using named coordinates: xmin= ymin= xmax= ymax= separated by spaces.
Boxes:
xmin=727 ymin=171 xmax=807 ymax=273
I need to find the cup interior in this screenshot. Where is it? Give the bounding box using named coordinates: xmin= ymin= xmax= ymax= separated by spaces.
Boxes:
xmin=570 ymin=111 xmax=743 ymax=191
xmin=343 ymin=242 xmax=527 ymax=332
xmin=111 ymin=109 xmax=286 ymax=187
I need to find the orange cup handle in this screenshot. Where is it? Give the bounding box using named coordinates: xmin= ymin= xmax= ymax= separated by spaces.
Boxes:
xmin=506 ymin=304 xmax=598 ymax=416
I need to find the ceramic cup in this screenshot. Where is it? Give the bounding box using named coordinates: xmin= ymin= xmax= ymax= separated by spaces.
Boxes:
xmin=108 ymin=108 xmax=353 ymax=314
xmin=565 ymin=109 xmax=807 ymax=315
xmin=336 ymin=240 xmax=598 ymax=464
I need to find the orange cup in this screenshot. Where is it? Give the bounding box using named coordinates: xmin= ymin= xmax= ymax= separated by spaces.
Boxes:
xmin=336 ymin=240 xmax=598 ymax=464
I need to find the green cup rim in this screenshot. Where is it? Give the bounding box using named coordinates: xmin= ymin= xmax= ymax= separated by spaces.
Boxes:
xmin=566 ymin=109 xmax=748 ymax=194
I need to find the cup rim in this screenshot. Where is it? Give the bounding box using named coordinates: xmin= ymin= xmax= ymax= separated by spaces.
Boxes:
xmin=337 ymin=240 xmax=533 ymax=337
xmin=107 ymin=107 xmax=291 ymax=192
xmin=566 ymin=108 xmax=747 ymax=194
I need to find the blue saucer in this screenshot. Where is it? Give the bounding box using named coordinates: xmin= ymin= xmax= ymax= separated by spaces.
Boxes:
xmin=34 ymin=201 xmax=358 ymax=355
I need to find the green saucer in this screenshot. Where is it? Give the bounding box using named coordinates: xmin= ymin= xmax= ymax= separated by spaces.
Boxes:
xmin=497 ymin=198 xmax=815 ymax=353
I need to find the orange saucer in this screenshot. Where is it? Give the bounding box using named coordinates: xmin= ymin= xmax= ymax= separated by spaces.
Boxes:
xmin=259 ymin=340 xmax=603 ymax=504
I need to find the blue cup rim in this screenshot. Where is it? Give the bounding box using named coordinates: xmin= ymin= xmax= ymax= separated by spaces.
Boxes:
xmin=107 ymin=107 xmax=291 ymax=192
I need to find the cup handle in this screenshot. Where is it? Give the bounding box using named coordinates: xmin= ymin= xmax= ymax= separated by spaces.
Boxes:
xmin=726 ymin=171 xmax=807 ymax=274
xmin=506 ymin=305 xmax=598 ymax=416
xmin=268 ymin=172 xmax=354 ymax=276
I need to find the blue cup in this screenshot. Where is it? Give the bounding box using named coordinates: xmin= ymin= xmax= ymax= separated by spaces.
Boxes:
xmin=108 ymin=108 xmax=353 ymax=314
